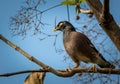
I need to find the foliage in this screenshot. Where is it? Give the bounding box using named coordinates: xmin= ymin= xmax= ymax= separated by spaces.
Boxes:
xmin=61 ymin=0 xmax=86 ymax=6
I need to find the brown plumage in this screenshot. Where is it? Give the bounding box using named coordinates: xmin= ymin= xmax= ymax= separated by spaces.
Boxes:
xmin=53 ymin=21 xmax=115 ymax=69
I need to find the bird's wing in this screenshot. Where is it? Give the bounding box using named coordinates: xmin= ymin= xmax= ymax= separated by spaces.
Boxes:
xmin=71 ymin=32 xmax=107 ymax=63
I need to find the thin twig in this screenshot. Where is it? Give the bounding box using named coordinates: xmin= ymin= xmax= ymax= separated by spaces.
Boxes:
xmin=67 ymin=5 xmax=70 ymax=21
xmin=40 ymin=4 xmax=62 ymax=14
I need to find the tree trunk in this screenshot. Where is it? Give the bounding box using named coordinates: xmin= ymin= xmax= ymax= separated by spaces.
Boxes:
xmin=86 ymin=0 xmax=120 ymax=51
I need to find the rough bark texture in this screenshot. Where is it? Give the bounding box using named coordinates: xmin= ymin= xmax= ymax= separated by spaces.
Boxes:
xmin=86 ymin=0 xmax=120 ymax=51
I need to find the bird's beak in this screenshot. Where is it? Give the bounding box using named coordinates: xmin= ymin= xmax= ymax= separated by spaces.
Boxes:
xmin=53 ymin=26 xmax=59 ymax=32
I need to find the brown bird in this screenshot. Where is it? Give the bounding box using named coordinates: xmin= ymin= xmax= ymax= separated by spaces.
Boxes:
xmin=53 ymin=21 xmax=115 ymax=69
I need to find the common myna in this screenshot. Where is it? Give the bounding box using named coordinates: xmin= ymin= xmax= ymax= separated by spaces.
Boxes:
xmin=53 ymin=21 xmax=115 ymax=69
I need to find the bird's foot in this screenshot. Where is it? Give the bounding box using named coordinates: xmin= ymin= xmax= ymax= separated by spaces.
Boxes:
xmin=66 ymin=62 xmax=79 ymax=72
xmin=88 ymin=64 xmax=96 ymax=76
xmin=90 ymin=64 xmax=96 ymax=71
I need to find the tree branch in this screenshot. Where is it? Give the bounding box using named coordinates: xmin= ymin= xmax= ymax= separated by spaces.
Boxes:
xmin=0 ymin=34 xmax=49 ymax=69
xmin=0 ymin=68 xmax=120 ymax=78
xmin=101 ymin=0 xmax=110 ymax=24
xmin=103 ymin=0 xmax=109 ymax=16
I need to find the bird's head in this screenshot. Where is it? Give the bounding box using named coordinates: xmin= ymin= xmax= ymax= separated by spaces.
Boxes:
xmin=53 ymin=21 xmax=75 ymax=32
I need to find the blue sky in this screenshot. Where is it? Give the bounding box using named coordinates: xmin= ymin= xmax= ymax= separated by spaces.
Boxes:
xmin=0 ymin=0 xmax=120 ymax=84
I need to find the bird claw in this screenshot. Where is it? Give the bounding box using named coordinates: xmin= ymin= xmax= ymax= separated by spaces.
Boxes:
xmin=88 ymin=64 xmax=96 ymax=76
xmin=88 ymin=64 xmax=96 ymax=71
xmin=66 ymin=67 xmax=82 ymax=76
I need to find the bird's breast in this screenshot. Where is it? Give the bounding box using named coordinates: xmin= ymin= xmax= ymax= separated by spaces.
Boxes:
xmin=64 ymin=41 xmax=75 ymax=55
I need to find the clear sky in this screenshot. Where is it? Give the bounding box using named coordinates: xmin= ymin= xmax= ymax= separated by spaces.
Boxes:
xmin=0 ymin=0 xmax=120 ymax=84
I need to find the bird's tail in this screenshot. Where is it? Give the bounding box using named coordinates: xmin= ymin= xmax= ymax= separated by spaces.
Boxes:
xmin=97 ymin=53 xmax=115 ymax=69
xmin=98 ymin=61 xmax=115 ymax=69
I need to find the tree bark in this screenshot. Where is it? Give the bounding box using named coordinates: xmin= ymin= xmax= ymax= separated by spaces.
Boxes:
xmin=86 ymin=0 xmax=120 ymax=51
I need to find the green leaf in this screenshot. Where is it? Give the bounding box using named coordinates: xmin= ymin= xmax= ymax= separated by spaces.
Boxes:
xmin=61 ymin=1 xmax=76 ymax=6
xmin=79 ymin=0 xmax=86 ymax=3
xmin=61 ymin=0 xmax=86 ymax=6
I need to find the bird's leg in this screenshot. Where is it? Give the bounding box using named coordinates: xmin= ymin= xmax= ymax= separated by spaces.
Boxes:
xmin=74 ymin=62 xmax=82 ymax=76
xmin=74 ymin=62 xmax=79 ymax=68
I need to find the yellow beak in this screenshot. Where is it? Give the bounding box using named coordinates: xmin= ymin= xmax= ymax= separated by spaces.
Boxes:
xmin=53 ymin=26 xmax=59 ymax=32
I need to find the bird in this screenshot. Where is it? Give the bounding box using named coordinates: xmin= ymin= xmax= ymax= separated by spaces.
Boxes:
xmin=53 ymin=21 xmax=115 ymax=69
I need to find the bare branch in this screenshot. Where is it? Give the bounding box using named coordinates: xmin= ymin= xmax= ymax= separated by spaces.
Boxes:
xmin=39 ymin=4 xmax=62 ymax=14
xmin=66 ymin=5 xmax=70 ymax=21
xmin=0 ymin=34 xmax=48 ymax=69
xmin=34 ymin=0 xmax=41 ymax=8
xmin=10 ymin=3 xmax=62 ymax=37
xmin=0 ymin=70 xmax=45 ymax=77
xmin=0 ymin=68 xmax=120 ymax=77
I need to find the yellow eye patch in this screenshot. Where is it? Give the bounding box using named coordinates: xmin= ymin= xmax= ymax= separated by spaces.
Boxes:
xmin=59 ymin=22 xmax=63 ymax=27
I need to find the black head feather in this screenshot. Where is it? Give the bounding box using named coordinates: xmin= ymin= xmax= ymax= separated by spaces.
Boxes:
xmin=54 ymin=21 xmax=76 ymax=31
